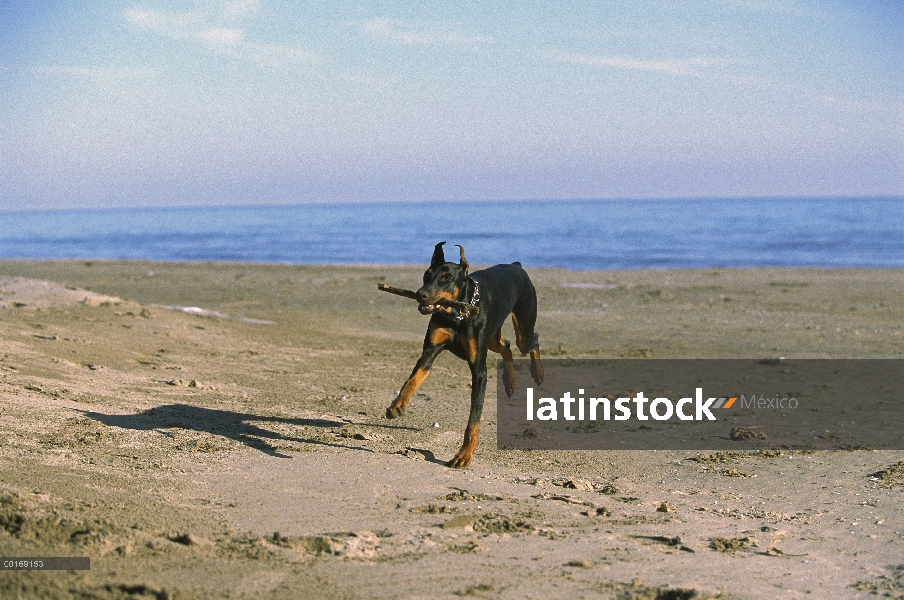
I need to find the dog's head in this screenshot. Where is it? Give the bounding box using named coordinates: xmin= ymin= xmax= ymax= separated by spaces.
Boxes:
xmin=417 ymin=241 xmax=469 ymax=315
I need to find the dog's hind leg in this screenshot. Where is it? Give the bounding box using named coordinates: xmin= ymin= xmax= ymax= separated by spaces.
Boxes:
xmin=488 ymin=327 xmax=516 ymax=397
xmin=527 ymin=347 xmax=544 ymax=387
xmin=510 ymin=290 xmax=539 ymax=353
xmin=511 ymin=290 xmax=543 ymax=386
xmin=512 ymin=314 xmax=546 ymax=385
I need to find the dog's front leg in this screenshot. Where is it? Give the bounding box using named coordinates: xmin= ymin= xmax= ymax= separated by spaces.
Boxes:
xmin=386 ymin=350 xmax=439 ymax=419
xmin=386 ymin=321 xmax=450 ymax=419
xmin=448 ymin=342 xmax=488 ymax=468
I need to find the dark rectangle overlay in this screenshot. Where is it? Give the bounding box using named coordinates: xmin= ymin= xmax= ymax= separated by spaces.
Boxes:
xmin=497 ymin=359 xmax=904 ymax=450
xmin=1 ymin=557 xmax=90 ymax=570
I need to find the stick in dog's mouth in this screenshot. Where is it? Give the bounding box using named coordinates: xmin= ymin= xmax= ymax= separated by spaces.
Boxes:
xmin=419 ymin=303 xmax=454 ymax=315
xmin=378 ymin=283 xmax=479 ymax=317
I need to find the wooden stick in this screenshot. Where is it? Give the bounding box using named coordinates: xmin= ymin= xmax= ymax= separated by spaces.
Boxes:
xmin=377 ymin=283 xmax=420 ymax=301
xmin=377 ymin=283 xmax=479 ymax=317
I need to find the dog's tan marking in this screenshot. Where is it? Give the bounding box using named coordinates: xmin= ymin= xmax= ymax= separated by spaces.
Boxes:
xmin=448 ymin=423 xmax=479 ymax=468
xmin=428 ymin=321 xmax=453 ymax=346
xmin=488 ymin=328 xmax=515 ymax=397
xmin=511 ymin=312 xmax=526 ymax=353
xmin=424 ymin=289 xmax=457 ymax=314
xmin=462 ymin=336 xmax=478 ymax=363
xmin=529 ymin=348 xmax=544 ymax=386
xmin=387 ymin=367 xmax=429 ymax=417
xmin=435 ymin=288 xmax=457 ymax=302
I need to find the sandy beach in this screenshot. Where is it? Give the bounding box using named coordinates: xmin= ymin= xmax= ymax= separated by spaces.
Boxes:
xmin=1 ymin=260 xmax=902 ymax=599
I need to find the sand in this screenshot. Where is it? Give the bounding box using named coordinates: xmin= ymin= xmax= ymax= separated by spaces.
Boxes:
xmin=0 ymin=260 xmax=902 ymax=599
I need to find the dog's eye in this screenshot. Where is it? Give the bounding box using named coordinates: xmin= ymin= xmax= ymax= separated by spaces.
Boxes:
xmin=442 ymin=274 xmax=453 ymax=282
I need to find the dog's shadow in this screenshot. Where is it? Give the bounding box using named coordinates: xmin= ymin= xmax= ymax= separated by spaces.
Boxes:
xmin=83 ymin=404 xmax=366 ymax=458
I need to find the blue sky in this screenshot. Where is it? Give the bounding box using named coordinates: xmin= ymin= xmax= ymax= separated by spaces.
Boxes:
xmin=1 ymin=0 xmax=901 ymax=210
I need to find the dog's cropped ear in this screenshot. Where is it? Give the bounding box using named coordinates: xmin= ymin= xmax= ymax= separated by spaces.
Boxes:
xmin=431 ymin=241 xmax=447 ymax=266
xmin=455 ymin=245 xmax=469 ymax=274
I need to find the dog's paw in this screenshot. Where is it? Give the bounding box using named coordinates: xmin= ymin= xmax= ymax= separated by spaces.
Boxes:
xmin=385 ymin=406 xmax=405 ymax=419
xmin=503 ymin=370 xmax=516 ymax=397
xmin=446 ymin=453 xmax=472 ymax=469
xmin=530 ymin=359 xmax=544 ymax=386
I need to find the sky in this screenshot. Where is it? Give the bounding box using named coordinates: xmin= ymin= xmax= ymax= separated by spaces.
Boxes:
xmin=0 ymin=0 xmax=902 ymax=211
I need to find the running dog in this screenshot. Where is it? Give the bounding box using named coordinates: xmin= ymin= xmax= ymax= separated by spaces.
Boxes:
xmin=385 ymin=242 xmax=544 ymax=467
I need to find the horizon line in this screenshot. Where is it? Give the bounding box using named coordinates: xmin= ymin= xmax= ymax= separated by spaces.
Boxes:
xmin=2 ymin=195 xmax=902 ymax=216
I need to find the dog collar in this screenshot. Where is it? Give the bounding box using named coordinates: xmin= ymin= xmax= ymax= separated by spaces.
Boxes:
xmin=454 ymin=278 xmax=479 ymax=322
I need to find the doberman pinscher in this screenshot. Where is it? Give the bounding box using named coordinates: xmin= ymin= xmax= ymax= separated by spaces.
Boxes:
xmin=385 ymin=242 xmax=544 ymax=468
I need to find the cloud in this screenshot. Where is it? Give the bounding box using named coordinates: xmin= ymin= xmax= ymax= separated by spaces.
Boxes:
xmin=197 ymin=27 xmax=243 ymax=47
xmin=543 ymin=50 xmax=736 ymax=78
xmin=542 ymin=51 xmax=766 ymax=87
xmin=717 ymin=0 xmax=806 ymax=15
xmin=243 ymin=43 xmax=319 ymax=68
xmin=817 ymin=94 xmax=904 ymax=115
xmin=125 ymin=3 xmax=317 ymax=66
xmin=123 ymin=8 xmax=201 ymax=36
xmin=221 ymin=0 xmax=260 ymax=18
xmin=359 ymin=18 xmax=492 ymax=48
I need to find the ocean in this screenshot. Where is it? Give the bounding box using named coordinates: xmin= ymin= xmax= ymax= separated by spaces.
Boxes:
xmin=0 ymin=198 xmax=901 ymax=270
